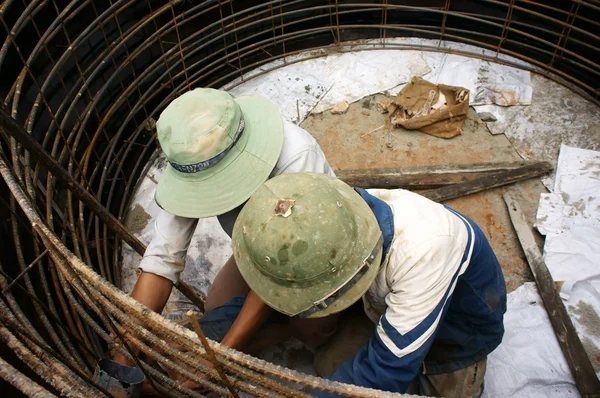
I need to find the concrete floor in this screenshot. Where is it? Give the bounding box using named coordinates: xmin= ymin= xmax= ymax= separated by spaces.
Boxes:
xmin=302 ymin=94 xmax=546 ymax=292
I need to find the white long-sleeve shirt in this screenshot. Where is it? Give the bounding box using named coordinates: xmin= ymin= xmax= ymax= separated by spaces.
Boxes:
xmin=328 ymin=188 xmax=506 ymax=393
xmin=139 ymin=120 xmax=335 ymax=283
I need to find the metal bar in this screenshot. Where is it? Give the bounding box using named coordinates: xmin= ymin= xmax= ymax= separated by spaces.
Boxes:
xmin=0 ymin=356 xmax=55 ymax=398
xmin=2 ymin=248 xmax=49 ymax=293
xmin=0 ymin=104 xmax=206 ymax=311
xmin=187 ymin=311 xmax=240 ymax=398
xmin=0 ymin=323 xmax=88 ymax=397
xmin=439 ymin=0 xmax=451 ymax=44
xmin=0 ymin=297 xmax=113 ymax=397
xmin=0 ymin=104 xmax=145 ymax=255
xmin=496 ymin=0 xmax=516 ymax=57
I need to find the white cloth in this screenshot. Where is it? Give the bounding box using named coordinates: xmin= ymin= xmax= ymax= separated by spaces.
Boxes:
xmin=139 ymin=120 xmax=335 ymax=283
xmin=361 ymin=189 xmax=470 ymax=345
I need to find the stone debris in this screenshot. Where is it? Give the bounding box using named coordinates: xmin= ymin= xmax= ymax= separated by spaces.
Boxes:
xmin=478 ymin=112 xmax=498 ymax=122
xmin=331 ymin=101 xmax=349 ymax=114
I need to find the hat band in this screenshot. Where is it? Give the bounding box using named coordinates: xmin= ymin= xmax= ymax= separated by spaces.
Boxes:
xmin=295 ymin=234 xmax=383 ymax=319
xmin=169 ymin=116 xmax=245 ymax=174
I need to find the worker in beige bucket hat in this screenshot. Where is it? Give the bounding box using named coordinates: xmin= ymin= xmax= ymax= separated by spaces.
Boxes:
xmin=154 ymin=88 xmax=285 ymax=218
xmin=114 ymin=87 xmax=336 ymax=370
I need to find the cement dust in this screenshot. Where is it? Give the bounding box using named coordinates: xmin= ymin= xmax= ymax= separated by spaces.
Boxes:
xmin=124 ymin=204 xmax=152 ymax=234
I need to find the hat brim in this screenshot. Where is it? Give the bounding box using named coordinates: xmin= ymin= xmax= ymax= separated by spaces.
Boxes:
xmin=155 ymin=96 xmax=284 ymax=218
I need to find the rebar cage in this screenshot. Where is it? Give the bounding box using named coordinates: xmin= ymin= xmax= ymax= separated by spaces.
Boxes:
xmin=0 ymin=1 xmax=598 ymax=396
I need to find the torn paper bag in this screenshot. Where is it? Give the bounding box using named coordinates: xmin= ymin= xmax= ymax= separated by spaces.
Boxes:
xmin=391 ymin=77 xmax=469 ymax=139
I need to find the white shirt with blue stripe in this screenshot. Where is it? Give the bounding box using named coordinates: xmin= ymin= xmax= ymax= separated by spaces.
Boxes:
xmin=329 ymin=188 xmax=475 ymax=392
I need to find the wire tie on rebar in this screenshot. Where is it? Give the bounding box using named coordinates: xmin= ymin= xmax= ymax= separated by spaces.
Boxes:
xmin=2 ymin=248 xmax=49 ymax=294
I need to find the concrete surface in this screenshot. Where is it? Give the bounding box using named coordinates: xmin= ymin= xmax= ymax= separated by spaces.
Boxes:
xmin=476 ymin=74 xmax=600 ymax=190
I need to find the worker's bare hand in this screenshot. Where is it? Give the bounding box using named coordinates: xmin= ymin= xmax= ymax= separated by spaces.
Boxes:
xmin=109 ymin=332 xmax=136 ymax=367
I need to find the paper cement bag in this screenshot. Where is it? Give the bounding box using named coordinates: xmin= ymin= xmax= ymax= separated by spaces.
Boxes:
xmin=392 ymin=77 xmax=469 ymax=139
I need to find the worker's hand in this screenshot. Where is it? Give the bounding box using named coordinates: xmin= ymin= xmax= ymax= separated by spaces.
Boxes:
xmin=109 ymin=332 xmax=135 ymax=367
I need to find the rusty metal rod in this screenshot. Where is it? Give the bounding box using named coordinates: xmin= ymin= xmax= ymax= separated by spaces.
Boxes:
xmin=0 ymin=104 xmax=206 ymax=311
xmin=0 ymin=356 xmax=55 ymax=398
xmin=2 ymin=248 xmax=48 ymax=293
xmin=187 ymin=310 xmax=240 ymax=398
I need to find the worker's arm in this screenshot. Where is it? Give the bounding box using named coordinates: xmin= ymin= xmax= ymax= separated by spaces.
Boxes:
xmin=221 ymin=290 xmax=273 ymax=350
xmin=137 ymin=209 xmax=198 ymax=284
xmin=130 ymin=272 xmax=173 ymax=312
xmin=113 ymin=209 xmax=198 ymax=366
xmin=112 ymin=272 xmax=173 ymax=366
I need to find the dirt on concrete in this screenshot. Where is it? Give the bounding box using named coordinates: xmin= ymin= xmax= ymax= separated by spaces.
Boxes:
xmin=581 ymin=337 xmax=600 ymax=374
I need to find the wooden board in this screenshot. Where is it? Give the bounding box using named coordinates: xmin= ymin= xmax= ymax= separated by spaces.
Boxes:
xmin=421 ymin=162 xmax=552 ymax=202
xmin=337 ymin=161 xmax=551 ymax=189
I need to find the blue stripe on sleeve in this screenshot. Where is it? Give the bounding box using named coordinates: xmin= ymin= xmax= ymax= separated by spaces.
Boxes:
xmin=325 ymin=325 xmax=437 ymax=394
xmin=380 ymin=215 xmax=472 ymax=350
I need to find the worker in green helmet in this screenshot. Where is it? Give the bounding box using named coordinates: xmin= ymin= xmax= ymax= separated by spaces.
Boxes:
xmin=204 ymin=172 xmax=506 ymax=396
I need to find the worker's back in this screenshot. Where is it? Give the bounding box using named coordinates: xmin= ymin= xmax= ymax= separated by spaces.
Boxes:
xmin=338 ymin=188 xmax=506 ymax=390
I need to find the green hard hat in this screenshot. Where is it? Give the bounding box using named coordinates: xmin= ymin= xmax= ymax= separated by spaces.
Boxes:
xmin=232 ymin=173 xmax=383 ymax=318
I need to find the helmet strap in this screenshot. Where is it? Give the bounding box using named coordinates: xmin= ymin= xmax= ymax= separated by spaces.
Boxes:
xmin=295 ymin=234 xmax=383 ymax=319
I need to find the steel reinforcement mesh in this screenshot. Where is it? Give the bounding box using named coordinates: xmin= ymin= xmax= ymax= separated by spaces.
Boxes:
xmin=0 ymin=1 xmax=599 ymax=396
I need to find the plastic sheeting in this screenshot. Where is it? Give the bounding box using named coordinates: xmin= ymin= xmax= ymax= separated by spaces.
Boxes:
xmin=483 ymin=281 xmax=600 ymax=398
xmin=224 ymin=38 xmax=533 ymax=124
xmin=536 ymin=145 xmax=600 ymax=284
xmin=227 ymin=50 xmax=432 ymax=124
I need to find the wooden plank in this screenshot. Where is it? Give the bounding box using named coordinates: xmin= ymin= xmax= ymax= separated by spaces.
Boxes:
xmin=421 ymin=161 xmax=552 ymax=202
xmin=503 ymin=193 xmax=600 ymax=397
xmin=0 ymin=105 xmax=205 ymax=313
xmin=336 ymin=161 xmax=550 ymax=189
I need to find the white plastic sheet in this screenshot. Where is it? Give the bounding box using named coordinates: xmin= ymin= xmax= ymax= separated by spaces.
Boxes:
xmin=536 ymin=145 xmax=600 ymax=283
xmin=484 ymin=280 xmax=600 ymax=398
xmin=223 ymin=38 xmax=533 ymax=124
xmin=483 ymin=283 xmax=579 ymax=398
xmin=227 ymin=50 xmax=431 ymax=123
xmin=421 ymin=52 xmax=532 ymax=106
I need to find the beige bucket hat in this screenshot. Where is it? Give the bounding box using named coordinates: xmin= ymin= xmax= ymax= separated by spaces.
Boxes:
xmin=155 ymin=88 xmax=284 ymax=218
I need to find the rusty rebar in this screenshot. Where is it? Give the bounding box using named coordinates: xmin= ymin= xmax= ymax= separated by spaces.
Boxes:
xmin=0 ymin=356 xmax=55 ymax=398
xmin=2 ymin=248 xmax=48 ymax=293
xmin=187 ymin=310 xmax=240 ymax=398
xmin=0 ymin=1 xmax=598 ymax=396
